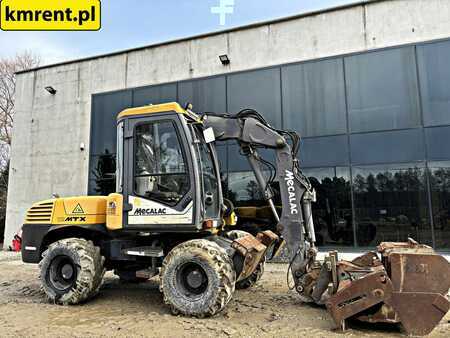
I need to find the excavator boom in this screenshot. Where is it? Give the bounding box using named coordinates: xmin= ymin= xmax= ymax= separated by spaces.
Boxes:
xmin=202 ymin=109 xmax=450 ymax=335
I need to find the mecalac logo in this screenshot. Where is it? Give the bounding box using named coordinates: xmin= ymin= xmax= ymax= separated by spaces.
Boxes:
xmin=285 ymin=170 xmax=298 ymax=215
xmin=134 ymin=208 xmax=167 ymax=216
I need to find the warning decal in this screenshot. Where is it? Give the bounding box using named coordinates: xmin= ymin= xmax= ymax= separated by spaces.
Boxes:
xmin=72 ymin=203 xmax=84 ymax=214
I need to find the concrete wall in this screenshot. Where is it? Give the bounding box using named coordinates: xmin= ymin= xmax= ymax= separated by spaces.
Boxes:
xmin=5 ymin=0 xmax=450 ymax=247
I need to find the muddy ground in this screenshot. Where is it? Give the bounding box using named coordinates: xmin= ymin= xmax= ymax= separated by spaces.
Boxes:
xmin=0 ymin=253 xmax=449 ymax=338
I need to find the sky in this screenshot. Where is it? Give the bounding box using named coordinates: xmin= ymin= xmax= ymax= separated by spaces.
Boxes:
xmin=0 ymin=0 xmax=360 ymax=66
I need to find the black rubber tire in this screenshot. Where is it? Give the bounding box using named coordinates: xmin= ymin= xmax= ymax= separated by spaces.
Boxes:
xmin=114 ymin=269 xmax=149 ymax=283
xmin=39 ymin=238 xmax=105 ymax=305
xmin=160 ymin=239 xmax=236 ymax=317
xmin=226 ymin=230 xmax=266 ymax=290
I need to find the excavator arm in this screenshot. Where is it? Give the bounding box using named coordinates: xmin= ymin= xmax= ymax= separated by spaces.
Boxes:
xmin=202 ymin=112 xmax=317 ymax=291
xmin=201 ymin=109 xmax=450 ymax=335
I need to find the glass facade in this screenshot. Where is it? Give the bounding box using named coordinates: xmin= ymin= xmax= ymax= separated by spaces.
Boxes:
xmin=352 ymin=163 xmax=431 ymax=247
xmin=417 ymin=41 xmax=450 ymax=126
xmin=345 ymin=47 xmax=421 ymax=133
xmin=89 ymin=38 xmax=450 ymax=249
xmin=429 ymin=161 xmax=450 ymax=249
xmin=302 ymin=167 xmax=353 ymax=247
xmin=282 ymin=58 xmax=347 ymax=137
xmin=227 ymin=68 xmax=282 ymax=128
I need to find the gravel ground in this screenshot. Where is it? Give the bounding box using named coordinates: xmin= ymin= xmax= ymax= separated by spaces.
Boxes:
xmin=0 ymin=256 xmax=449 ymax=338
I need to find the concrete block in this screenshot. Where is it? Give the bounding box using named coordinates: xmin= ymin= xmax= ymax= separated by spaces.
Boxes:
xmin=366 ymin=0 xmax=450 ymax=49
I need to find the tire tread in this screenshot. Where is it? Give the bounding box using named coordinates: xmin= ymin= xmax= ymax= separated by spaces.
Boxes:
xmin=160 ymin=239 xmax=236 ymax=317
xmin=39 ymin=238 xmax=105 ymax=305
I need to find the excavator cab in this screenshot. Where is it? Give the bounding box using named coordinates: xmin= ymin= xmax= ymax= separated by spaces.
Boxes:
xmin=115 ymin=104 xmax=222 ymax=232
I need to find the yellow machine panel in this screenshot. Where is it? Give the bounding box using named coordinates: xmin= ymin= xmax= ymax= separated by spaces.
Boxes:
xmin=53 ymin=196 xmax=107 ymax=224
xmin=117 ymin=102 xmax=201 ymax=122
xmin=118 ymin=102 xmax=185 ymax=119
xmin=106 ymin=193 xmax=123 ymax=230
xmin=24 ymin=199 xmax=56 ymax=224
xmin=24 ymin=196 xmax=108 ymax=225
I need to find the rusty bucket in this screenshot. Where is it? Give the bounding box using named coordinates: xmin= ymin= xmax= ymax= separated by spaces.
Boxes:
xmin=325 ymin=239 xmax=450 ymax=335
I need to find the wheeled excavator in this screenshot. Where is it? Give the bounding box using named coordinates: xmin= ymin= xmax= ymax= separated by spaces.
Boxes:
xmin=21 ymin=102 xmax=450 ymax=335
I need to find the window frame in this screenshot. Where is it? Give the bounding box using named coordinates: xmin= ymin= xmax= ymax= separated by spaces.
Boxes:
xmin=116 ymin=121 xmax=124 ymax=193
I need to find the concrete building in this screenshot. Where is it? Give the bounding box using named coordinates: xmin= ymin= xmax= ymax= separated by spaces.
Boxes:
xmin=5 ymin=0 xmax=450 ymax=249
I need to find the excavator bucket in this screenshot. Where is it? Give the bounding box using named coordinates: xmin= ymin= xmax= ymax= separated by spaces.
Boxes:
xmin=324 ymin=239 xmax=450 ymax=335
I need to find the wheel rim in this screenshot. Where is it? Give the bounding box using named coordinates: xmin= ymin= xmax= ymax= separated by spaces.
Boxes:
xmin=176 ymin=262 xmax=208 ymax=296
xmin=48 ymin=255 xmax=78 ymax=292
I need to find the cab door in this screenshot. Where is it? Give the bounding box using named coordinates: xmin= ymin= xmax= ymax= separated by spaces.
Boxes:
xmin=122 ymin=113 xmax=197 ymax=231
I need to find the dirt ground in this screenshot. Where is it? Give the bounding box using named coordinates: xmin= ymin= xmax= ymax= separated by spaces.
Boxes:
xmin=0 ymin=253 xmax=449 ymax=338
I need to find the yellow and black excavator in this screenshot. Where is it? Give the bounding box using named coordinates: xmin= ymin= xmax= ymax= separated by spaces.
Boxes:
xmin=21 ymin=102 xmax=450 ymax=335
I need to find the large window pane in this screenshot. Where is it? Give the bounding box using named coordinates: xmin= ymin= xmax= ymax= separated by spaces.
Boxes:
xmin=425 ymin=126 xmax=450 ymax=161
xmin=301 ymin=135 xmax=349 ymax=167
xmin=227 ymin=143 xmax=277 ymax=206
xmin=227 ymin=142 xmax=275 ymax=173
xmin=417 ymin=40 xmax=450 ymax=126
xmin=228 ymin=169 xmax=281 ymax=236
xmin=429 ymin=161 xmax=450 ymax=249
xmin=282 ymin=58 xmax=347 ymax=137
xmin=227 ymin=68 xmax=282 ymax=127
xmin=352 ymin=163 xmax=431 ymax=247
xmin=178 ymin=77 xmax=226 ymax=113
xmin=228 ymin=171 xmax=266 ymax=207
xmin=350 ymin=129 xmax=425 ymax=165
xmin=302 ymin=167 xmax=353 ymax=247
xmin=132 ymin=83 xmax=177 ymax=107
xmin=89 ymin=90 xmax=131 ymax=195
xmin=225 ymin=141 xmax=276 ymax=222
xmin=90 ymin=90 xmax=132 ymax=156
xmin=88 ymin=153 xmax=116 ymax=196
xmin=345 ymin=47 xmax=420 ymax=133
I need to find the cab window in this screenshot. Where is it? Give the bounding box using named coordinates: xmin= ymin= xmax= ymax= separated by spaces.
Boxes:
xmin=134 ymin=121 xmax=189 ymax=205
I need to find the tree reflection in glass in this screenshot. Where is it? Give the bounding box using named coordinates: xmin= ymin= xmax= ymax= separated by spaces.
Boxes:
xmin=92 ymin=149 xmax=116 ymax=196
xmin=352 ymin=163 xmax=431 ymax=247
xmin=429 ymin=161 xmax=450 ymax=249
xmin=302 ymin=167 xmax=353 ymax=247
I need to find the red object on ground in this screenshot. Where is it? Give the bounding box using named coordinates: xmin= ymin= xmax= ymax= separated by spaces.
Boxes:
xmin=11 ymin=230 xmax=22 ymax=252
